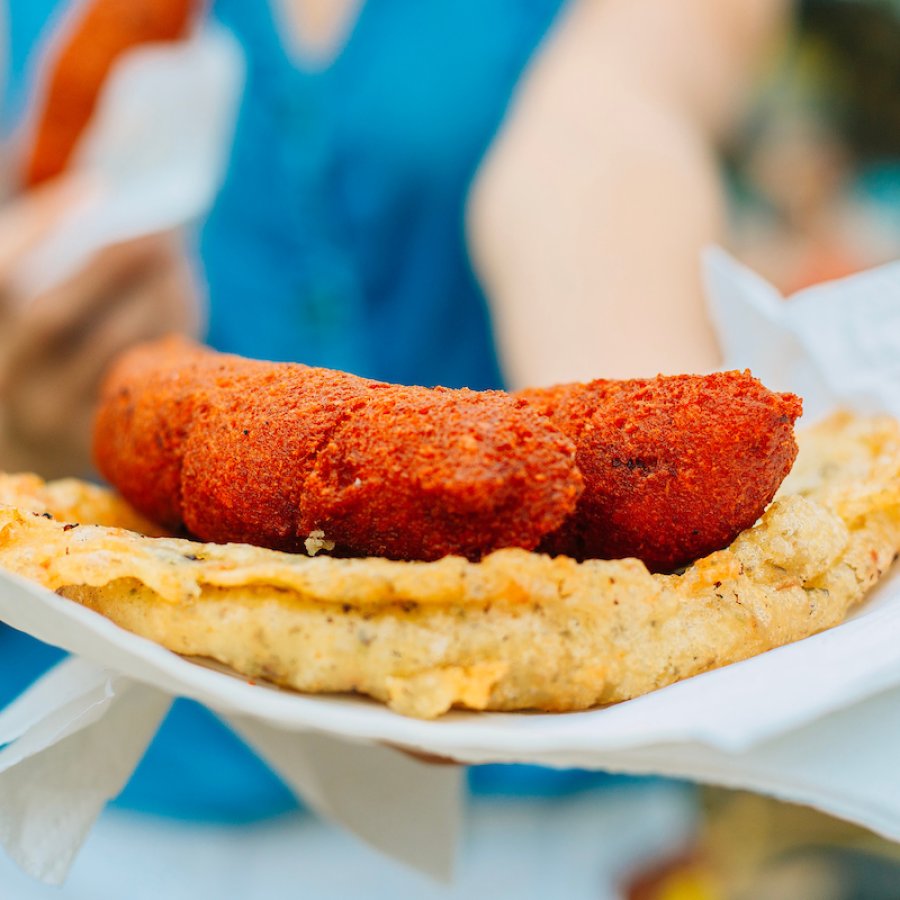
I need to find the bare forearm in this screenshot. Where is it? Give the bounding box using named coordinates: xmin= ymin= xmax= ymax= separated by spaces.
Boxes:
xmin=469 ymin=85 xmax=722 ymax=385
xmin=573 ymin=0 xmax=790 ymax=133
xmin=467 ymin=0 xmax=789 ymax=387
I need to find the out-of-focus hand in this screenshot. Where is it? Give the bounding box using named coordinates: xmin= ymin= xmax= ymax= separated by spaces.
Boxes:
xmin=0 ymin=181 xmax=202 ymax=478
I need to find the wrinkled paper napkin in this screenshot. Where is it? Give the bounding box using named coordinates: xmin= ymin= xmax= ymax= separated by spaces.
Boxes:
xmin=15 ymin=24 xmax=243 ymax=297
xmin=2 ymin=252 xmax=900 ymax=884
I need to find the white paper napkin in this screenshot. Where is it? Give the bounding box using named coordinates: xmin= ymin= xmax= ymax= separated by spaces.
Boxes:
xmin=0 ymin=660 xmax=170 ymax=885
xmin=704 ymin=247 xmax=900 ymax=420
xmin=0 ymin=645 xmax=463 ymax=885
xmin=15 ymin=25 xmax=244 ymax=298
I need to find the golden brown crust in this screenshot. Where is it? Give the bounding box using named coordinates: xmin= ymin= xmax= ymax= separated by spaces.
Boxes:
xmin=1 ymin=413 xmax=898 ymax=719
xmin=0 ymin=472 xmax=165 ymax=535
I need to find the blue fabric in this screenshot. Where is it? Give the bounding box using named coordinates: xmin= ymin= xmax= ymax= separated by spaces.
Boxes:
xmin=857 ymin=163 xmax=900 ymax=230
xmin=115 ymin=699 xmax=298 ymax=822
xmin=468 ymin=765 xmax=643 ymax=798
xmin=1 ymin=0 xmax=63 ymax=134
xmin=1 ymin=0 xmax=629 ymax=822
xmin=202 ymin=0 xmax=558 ymax=389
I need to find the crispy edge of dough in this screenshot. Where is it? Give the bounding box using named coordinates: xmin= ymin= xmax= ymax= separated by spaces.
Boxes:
xmin=1 ymin=412 xmax=899 ymax=719
xmin=0 ymin=473 xmax=167 ymax=536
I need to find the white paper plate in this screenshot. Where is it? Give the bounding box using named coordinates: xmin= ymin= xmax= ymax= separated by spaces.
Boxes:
xmin=2 ymin=562 xmax=900 ymax=763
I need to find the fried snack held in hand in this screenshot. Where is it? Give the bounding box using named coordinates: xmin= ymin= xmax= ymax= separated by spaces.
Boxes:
xmin=94 ymin=337 xmax=583 ymax=561
xmin=3 ymin=414 xmax=899 ymax=718
xmin=94 ymin=337 xmax=800 ymax=569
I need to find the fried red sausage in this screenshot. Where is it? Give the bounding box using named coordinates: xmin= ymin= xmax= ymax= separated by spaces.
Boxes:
xmin=518 ymin=374 xmax=802 ymax=571
xmin=93 ymin=337 xmax=583 ymax=560
xmin=95 ymin=339 xmax=801 ymax=569
xmin=91 ymin=336 xmax=258 ymax=529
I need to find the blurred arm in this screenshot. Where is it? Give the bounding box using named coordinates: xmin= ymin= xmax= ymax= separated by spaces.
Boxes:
xmin=468 ymin=0 xmax=790 ymax=386
xmin=0 ymin=183 xmax=202 ymax=478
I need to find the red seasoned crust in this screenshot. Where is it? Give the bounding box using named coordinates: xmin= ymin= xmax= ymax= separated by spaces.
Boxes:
xmin=94 ymin=338 xmax=801 ymax=569
xmin=94 ymin=337 xmax=583 ymax=561
xmin=91 ymin=336 xmax=259 ymax=529
xmin=518 ymin=374 xmax=802 ymax=571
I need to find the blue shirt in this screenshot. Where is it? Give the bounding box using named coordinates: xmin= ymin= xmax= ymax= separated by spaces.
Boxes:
xmin=1 ymin=0 xmax=628 ymax=821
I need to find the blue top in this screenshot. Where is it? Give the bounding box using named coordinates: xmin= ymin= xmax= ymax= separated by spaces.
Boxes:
xmin=0 ymin=0 xmax=627 ymax=821
xmin=202 ymin=0 xmax=551 ymax=390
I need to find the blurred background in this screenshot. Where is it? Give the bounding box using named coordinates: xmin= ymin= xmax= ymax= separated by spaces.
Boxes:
xmin=0 ymin=1 xmax=899 ymax=898
xmin=728 ymin=0 xmax=900 ymax=295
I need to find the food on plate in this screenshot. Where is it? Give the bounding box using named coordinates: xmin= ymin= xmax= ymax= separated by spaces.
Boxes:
xmin=520 ymin=375 xmax=801 ymax=571
xmin=24 ymin=0 xmax=195 ymax=186
xmin=93 ymin=336 xmax=801 ymax=571
xmin=1 ymin=413 xmax=898 ymax=719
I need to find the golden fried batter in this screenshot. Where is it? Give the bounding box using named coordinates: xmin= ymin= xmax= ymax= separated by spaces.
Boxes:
xmin=0 ymin=413 xmax=898 ymax=719
xmin=0 ymin=473 xmax=164 ymax=535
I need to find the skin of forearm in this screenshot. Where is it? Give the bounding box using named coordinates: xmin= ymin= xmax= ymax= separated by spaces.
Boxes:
xmin=573 ymin=0 xmax=791 ymax=134
xmin=468 ymin=0 xmax=788 ymax=387
xmin=469 ymin=81 xmax=723 ymax=387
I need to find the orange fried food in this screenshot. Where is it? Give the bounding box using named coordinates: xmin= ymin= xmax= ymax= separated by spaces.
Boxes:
xmin=93 ymin=337 xmax=583 ymax=561
xmin=518 ymin=374 xmax=802 ymax=571
xmin=95 ymin=339 xmax=801 ymax=569
xmin=24 ymin=0 xmax=196 ymax=186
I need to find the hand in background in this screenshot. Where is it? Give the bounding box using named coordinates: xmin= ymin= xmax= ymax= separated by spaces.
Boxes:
xmin=0 ymin=181 xmax=202 ymax=478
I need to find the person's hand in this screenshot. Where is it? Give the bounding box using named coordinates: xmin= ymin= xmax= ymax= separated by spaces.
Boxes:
xmin=0 ymin=181 xmax=203 ymax=478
